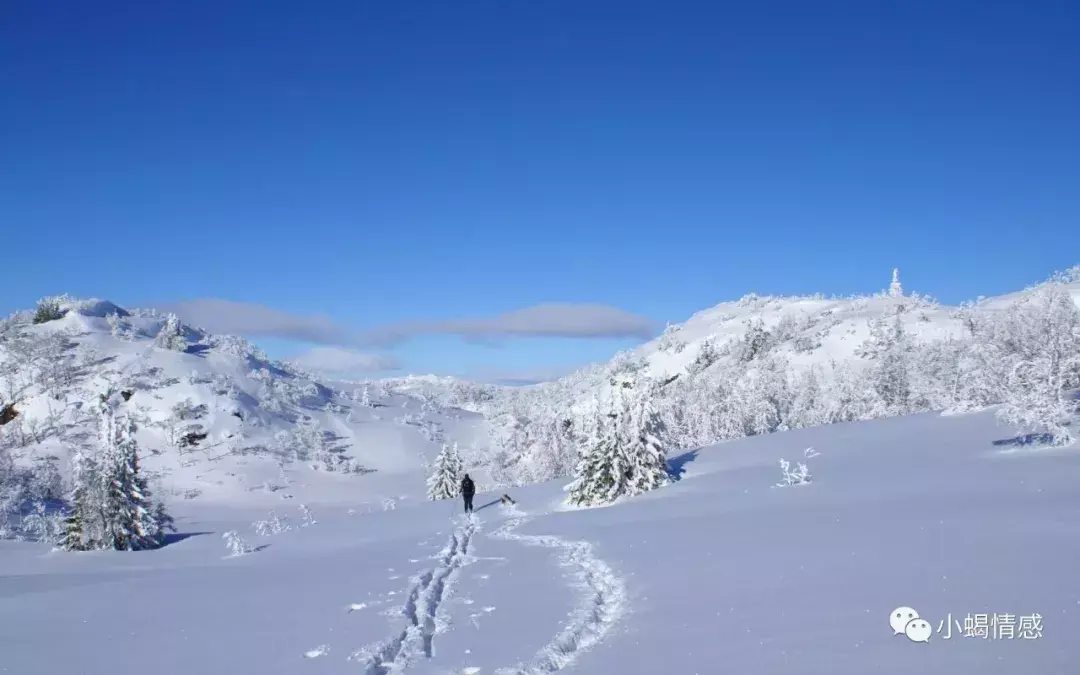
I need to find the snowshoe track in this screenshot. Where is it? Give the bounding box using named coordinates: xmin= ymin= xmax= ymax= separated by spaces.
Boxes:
xmin=490 ymin=510 xmax=627 ymax=674
xmin=351 ymin=520 xmax=476 ymax=674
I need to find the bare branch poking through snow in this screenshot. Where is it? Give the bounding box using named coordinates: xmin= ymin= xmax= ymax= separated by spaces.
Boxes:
xmin=775 ymin=448 xmax=817 ymax=487
xmin=298 ymin=503 xmax=316 ymax=526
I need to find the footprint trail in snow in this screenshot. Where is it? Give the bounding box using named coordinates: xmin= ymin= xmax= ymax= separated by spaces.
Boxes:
xmin=350 ymin=518 xmax=478 ymax=674
xmin=488 ymin=507 xmax=627 ymax=675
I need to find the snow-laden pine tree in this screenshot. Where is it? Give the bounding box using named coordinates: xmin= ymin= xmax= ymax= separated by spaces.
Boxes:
xmin=621 ymin=380 xmax=671 ymax=495
xmin=59 ymin=444 xmax=103 ymax=551
xmin=857 ymin=312 xmax=914 ymax=413
xmin=889 ymin=268 xmax=904 ymax=298
xmin=59 ymin=396 xmax=173 ymax=552
xmin=737 ymin=318 xmax=772 ymax=362
xmin=101 ymin=414 xmax=170 ymax=550
xmin=360 ymin=385 xmax=373 ymax=408
xmin=566 ymin=378 xmax=670 ymax=507
xmin=565 ymin=395 xmax=629 ymax=507
xmin=426 ymin=442 xmax=462 ymax=500
xmin=154 ymin=313 xmax=187 ymax=351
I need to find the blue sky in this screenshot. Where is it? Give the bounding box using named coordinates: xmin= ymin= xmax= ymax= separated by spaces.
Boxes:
xmin=2 ymin=0 xmax=1078 ymax=382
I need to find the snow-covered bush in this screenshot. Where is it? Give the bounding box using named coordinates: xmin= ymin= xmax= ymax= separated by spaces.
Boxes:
xmin=32 ymin=297 xmax=65 ymax=324
xmin=222 ymin=530 xmax=253 ymax=557
xmin=856 ymin=311 xmax=915 ymax=414
xmin=775 ymin=448 xmax=818 ymax=487
xmin=298 ymin=503 xmax=316 ymax=526
xmin=21 ymin=501 xmax=65 ymax=545
xmin=25 ymin=456 xmax=62 ymax=502
xmin=153 ymin=314 xmax=187 ymax=351
xmin=686 ymin=339 xmax=718 ymax=376
xmin=252 ymin=510 xmax=291 ymax=536
xmin=656 ymin=323 xmax=685 ymax=353
xmin=737 ymin=318 xmax=773 ymax=362
xmin=104 ymin=311 xmax=135 ymax=340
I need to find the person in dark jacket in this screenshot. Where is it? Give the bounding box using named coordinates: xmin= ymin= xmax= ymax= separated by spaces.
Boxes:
xmin=461 ymin=474 xmax=475 ymax=514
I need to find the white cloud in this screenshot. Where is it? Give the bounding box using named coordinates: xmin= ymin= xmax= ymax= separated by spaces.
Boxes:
xmin=160 ymin=299 xmax=655 ymax=349
xmin=160 ymin=298 xmax=357 ymax=345
xmin=289 ymin=347 xmax=402 ymax=378
xmin=360 ymin=303 xmax=656 ymax=346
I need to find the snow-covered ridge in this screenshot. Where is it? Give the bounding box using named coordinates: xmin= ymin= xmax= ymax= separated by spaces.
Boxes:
xmin=0 ymin=295 xmax=488 ymax=515
xmin=476 ymin=265 xmax=1080 ymax=487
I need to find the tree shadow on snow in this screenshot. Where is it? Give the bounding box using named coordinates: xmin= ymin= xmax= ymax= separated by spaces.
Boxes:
xmin=184 ymin=344 xmax=211 ymax=357
xmin=667 ymin=449 xmax=700 ymax=481
xmin=993 ymin=433 xmax=1053 ymax=447
xmin=161 ymin=531 xmax=214 ymax=548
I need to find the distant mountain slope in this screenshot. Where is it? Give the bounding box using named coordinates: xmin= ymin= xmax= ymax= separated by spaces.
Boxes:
xmin=476 ymin=266 xmax=1080 ymax=487
xmin=0 ymin=297 xmax=488 ymax=515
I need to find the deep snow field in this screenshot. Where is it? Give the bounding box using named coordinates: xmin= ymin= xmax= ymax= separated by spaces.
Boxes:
xmin=3 ymin=403 xmax=1078 ymax=675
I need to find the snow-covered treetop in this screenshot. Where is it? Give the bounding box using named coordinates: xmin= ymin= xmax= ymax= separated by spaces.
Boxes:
xmin=888 ymin=268 xmax=904 ymax=298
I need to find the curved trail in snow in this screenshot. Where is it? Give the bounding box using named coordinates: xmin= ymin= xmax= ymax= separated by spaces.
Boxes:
xmin=349 ymin=518 xmax=477 ymax=674
xmin=489 ymin=506 xmax=628 ymax=675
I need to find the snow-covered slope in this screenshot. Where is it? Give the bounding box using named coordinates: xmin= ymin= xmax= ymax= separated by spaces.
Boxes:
xmin=2 ymin=402 xmax=1076 ymax=675
xmin=541 ymin=267 xmax=1080 ymax=409
xmin=0 ymin=297 xmax=489 ymax=510
xmin=474 ymin=266 xmax=1080 ymax=487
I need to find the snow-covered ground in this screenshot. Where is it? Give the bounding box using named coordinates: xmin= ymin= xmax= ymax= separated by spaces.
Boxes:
xmin=3 ymin=404 xmax=1077 ymax=675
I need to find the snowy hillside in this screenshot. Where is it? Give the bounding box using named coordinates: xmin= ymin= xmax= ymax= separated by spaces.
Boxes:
xmin=2 ymin=402 xmax=1077 ymax=675
xmin=478 ymin=266 xmax=1080 ymax=487
xmin=0 ymin=296 xmax=489 ymax=519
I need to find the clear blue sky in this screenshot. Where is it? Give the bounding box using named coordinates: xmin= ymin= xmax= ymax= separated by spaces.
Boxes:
xmin=2 ymin=0 xmax=1078 ymax=382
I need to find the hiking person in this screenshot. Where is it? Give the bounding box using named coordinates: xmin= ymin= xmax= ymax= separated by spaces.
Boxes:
xmin=461 ymin=473 xmax=475 ymax=514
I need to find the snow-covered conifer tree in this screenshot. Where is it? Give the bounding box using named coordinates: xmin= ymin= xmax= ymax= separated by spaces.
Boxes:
xmin=426 ymin=442 xmax=461 ymax=500
xmin=857 ymin=312 xmax=913 ymax=412
xmin=565 ymin=399 xmax=629 ymax=507
xmin=737 ymin=318 xmax=772 ymax=362
xmin=566 ymin=378 xmax=671 ymax=506
xmin=101 ymin=415 xmax=169 ymax=550
xmin=59 ymin=445 xmax=101 ymax=551
xmin=153 ymin=313 xmax=187 ymax=351
xmin=60 ymin=396 xmax=173 ymax=552
xmin=888 ymin=268 xmax=904 ymax=298
xmin=622 ymin=383 xmax=671 ymax=495
xmin=687 ymin=338 xmax=718 ymax=376
xmin=360 ymin=385 xmax=373 ymax=408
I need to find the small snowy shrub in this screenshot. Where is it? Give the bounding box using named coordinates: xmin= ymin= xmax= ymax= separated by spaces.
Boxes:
xmin=775 ymin=448 xmax=818 ymax=487
xmin=252 ymin=510 xmax=290 ymax=536
xmin=298 ymin=503 xmax=316 ymax=526
xmin=360 ymin=385 xmax=374 ymax=408
xmin=153 ymin=313 xmax=187 ymax=351
xmin=223 ymin=530 xmax=253 ymax=557
xmin=21 ymin=501 xmax=65 ymax=545
xmin=32 ymin=298 xmax=65 ymax=324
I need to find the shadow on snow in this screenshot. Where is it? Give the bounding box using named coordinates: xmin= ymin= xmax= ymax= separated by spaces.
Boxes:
xmin=667 ymin=449 xmax=700 ymax=481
